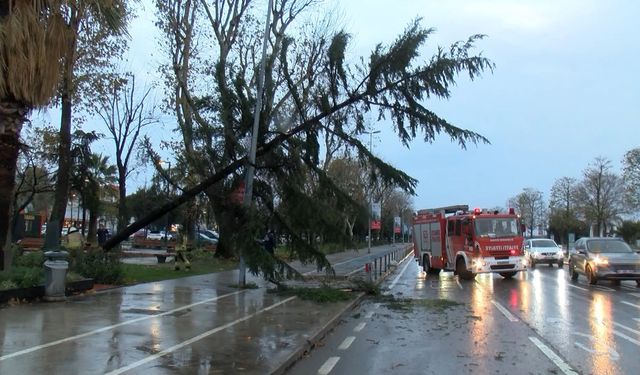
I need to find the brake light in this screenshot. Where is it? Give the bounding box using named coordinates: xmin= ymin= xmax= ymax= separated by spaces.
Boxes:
xmin=473 ymin=208 xmax=481 ymax=215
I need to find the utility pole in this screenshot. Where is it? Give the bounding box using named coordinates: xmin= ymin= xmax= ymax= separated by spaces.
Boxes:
xmin=239 ymin=0 xmax=273 ymax=286
xmin=365 ymin=130 xmax=380 ymax=254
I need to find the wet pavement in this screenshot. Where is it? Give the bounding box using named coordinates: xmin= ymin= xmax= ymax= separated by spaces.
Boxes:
xmin=0 ymin=244 xmax=409 ymax=374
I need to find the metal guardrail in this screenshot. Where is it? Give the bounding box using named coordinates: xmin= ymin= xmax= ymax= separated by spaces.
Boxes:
xmin=361 ymin=244 xmax=414 ymax=283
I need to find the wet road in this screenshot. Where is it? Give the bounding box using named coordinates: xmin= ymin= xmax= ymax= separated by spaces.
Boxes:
xmin=286 ymin=261 xmax=640 ymax=375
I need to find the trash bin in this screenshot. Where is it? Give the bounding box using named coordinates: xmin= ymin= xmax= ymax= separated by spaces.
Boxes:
xmin=43 ymin=251 xmax=69 ymax=302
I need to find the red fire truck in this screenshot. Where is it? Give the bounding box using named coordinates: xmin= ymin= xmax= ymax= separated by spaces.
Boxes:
xmin=412 ymin=205 xmax=527 ymax=279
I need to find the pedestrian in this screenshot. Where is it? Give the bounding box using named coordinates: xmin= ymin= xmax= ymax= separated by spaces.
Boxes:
xmin=260 ymin=228 xmax=276 ymax=255
xmin=97 ymin=224 xmax=109 ymax=246
xmin=174 ymin=227 xmax=191 ymax=271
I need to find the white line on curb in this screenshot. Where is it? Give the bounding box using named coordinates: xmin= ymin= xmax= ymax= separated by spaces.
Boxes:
xmin=337 ymin=336 xmax=356 ymax=350
xmin=0 ymin=290 xmax=244 ymax=362
xmin=622 ymin=300 xmax=640 ymax=309
xmin=318 ymin=357 xmax=340 ymax=375
xmin=105 ymin=296 xmax=297 ymax=375
xmin=491 ymin=300 xmax=518 ymax=322
xmin=353 ymin=322 xmax=366 ymax=332
xmin=388 ymin=255 xmax=413 ymax=290
xmin=529 ymin=337 xmax=579 ymax=375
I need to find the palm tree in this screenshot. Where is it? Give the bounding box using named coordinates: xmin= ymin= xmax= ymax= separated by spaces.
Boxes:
xmin=83 ymin=153 xmax=117 ymax=245
xmin=0 ymin=1 xmax=127 ymax=270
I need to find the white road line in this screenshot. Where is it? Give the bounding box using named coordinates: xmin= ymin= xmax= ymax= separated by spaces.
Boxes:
xmin=318 ymin=357 xmax=340 ymax=375
xmin=388 ymin=256 xmax=413 ymax=290
xmin=567 ymin=283 xmax=589 ymax=292
xmin=622 ymin=300 xmax=640 ymax=309
xmin=456 ymin=279 xmax=463 ymax=290
xmin=529 ymin=337 xmax=579 ymax=375
xmin=337 ymin=336 xmax=356 ymax=350
xmin=635 ymin=318 xmax=640 ymax=323
xmin=613 ymin=322 xmax=640 ymax=336
xmin=0 ymin=290 xmax=244 ymax=362
xmin=629 ymin=293 xmax=640 ymax=298
xmin=365 ymin=311 xmax=374 ymax=319
xmin=105 ymin=296 xmax=296 ymax=375
xmin=613 ymin=330 xmax=640 ymax=346
xmin=621 ymin=285 xmax=637 ymax=291
xmin=353 ymin=322 xmax=366 ymax=332
xmin=491 ymin=301 xmax=518 ymax=322
xmin=346 ymin=266 xmax=365 ymax=276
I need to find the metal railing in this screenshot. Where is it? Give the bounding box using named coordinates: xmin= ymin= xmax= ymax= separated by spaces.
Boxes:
xmin=361 ymin=245 xmax=413 ymax=283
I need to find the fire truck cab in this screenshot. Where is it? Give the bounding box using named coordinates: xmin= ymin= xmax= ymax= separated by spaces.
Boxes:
xmin=413 ymin=205 xmax=527 ymax=280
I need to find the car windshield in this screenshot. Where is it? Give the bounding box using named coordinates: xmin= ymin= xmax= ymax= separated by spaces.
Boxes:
xmin=586 ymin=239 xmax=632 ymax=253
xmin=474 ymin=218 xmax=520 ymax=237
xmin=531 ymin=239 xmax=558 ymax=248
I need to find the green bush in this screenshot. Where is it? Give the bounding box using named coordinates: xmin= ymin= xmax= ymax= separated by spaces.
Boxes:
xmin=13 ymin=251 xmax=44 ymax=268
xmin=2 ymin=266 xmax=45 ymax=288
xmin=71 ymin=251 xmax=123 ymax=284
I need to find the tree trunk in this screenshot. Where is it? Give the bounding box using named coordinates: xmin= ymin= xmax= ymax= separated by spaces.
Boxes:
xmin=86 ymin=210 xmax=98 ymax=245
xmin=44 ymin=73 xmax=74 ymax=250
xmin=117 ymin=167 xmax=127 ymax=232
xmin=0 ymin=100 xmax=29 ymax=271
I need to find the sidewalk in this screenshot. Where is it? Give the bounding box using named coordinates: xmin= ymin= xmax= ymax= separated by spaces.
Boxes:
xmin=0 ymin=244 xmax=410 ymax=374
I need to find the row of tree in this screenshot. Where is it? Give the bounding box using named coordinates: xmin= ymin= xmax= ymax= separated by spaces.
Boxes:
xmin=1 ymin=1 xmax=494 ymax=279
xmin=508 ymin=152 xmax=640 ymax=244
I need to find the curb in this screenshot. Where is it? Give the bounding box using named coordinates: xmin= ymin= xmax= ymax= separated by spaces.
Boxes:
xmin=270 ymin=253 xmax=413 ymax=375
xmin=270 ymin=291 xmax=367 ymax=375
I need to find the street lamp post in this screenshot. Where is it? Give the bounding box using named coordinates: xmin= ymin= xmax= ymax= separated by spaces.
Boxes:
xmin=159 ymin=160 xmax=171 ymax=251
xmin=365 ymin=130 xmax=381 ymax=254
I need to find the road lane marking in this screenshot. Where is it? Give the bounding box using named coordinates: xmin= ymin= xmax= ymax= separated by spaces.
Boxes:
xmin=456 ymin=279 xmax=463 ymax=290
xmin=388 ymin=255 xmax=413 ymax=290
xmin=629 ymin=293 xmax=640 ymax=298
xmin=613 ymin=330 xmax=640 ymax=346
xmin=567 ymin=283 xmax=588 ymax=292
xmin=529 ymin=337 xmax=579 ymax=375
xmin=318 ymin=357 xmax=340 ymax=375
xmin=622 ymin=301 xmax=640 ymax=309
xmin=621 ymin=285 xmax=637 ymax=291
xmin=613 ymin=321 xmax=640 ymax=335
xmin=572 ymin=332 xmax=620 ymax=360
xmin=105 ymin=296 xmax=297 ymax=375
xmin=337 ymin=336 xmax=356 ymax=350
xmin=365 ymin=311 xmax=374 ymax=319
xmin=0 ymin=290 xmax=244 ymax=362
xmin=354 ymin=322 xmax=366 ymax=332
xmin=491 ymin=301 xmax=518 ymax=322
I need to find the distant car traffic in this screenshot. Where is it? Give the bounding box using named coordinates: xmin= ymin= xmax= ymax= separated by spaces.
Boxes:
xmin=568 ymin=237 xmax=640 ymax=285
xmin=525 ymin=238 xmax=564 ymax=268
xmin=146 ymin=231 xmax=164 ymax=240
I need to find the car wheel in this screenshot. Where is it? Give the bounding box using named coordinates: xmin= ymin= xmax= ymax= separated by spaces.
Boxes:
xmin=569 ymin=262 xmax=578 ymax=281
xmin=586 ymin=265 xmax=598 ymax=285
xmin=611 ymin=280 xmax=621 ymax=286
xmin=422 ymin=255 xmax=430 ymax=274
xmin=557 ymin=260 xmax=563 ymax=268
xmin=499 ymin=271 xmax=517 ymax=279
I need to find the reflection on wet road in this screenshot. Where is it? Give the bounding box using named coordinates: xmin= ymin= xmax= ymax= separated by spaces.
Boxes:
xmin=287 ymin=261 xmax=640 ymax=375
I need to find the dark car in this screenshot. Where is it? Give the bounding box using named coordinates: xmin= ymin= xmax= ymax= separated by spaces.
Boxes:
xmin=568 ymin=237 xmax=640 ymax=285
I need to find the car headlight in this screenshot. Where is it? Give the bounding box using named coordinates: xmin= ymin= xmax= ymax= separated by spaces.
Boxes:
xmin=592 ymin=256 xmax=608 ymax=266
xmin=557 ymin=250 xmax=564 ymax=257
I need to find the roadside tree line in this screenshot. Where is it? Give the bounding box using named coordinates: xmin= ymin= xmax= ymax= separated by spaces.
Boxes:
xmin=508 ymin=152 xmax=640 ymax=245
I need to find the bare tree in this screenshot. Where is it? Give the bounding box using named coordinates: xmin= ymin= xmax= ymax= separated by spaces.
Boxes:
xmin=508 ymin=188 xmax=546 ymax=237
xmin=622 ymin=148 xmax=640 ymax=213
xmin=95 ymin=73 xmax=157 ymax=231
xmin=575 ymin=157 xmax=626 ymax=236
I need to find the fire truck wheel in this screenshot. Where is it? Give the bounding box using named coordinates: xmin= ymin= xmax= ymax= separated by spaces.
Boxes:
xmin=456 ymin=258 xmax=475 ymax=280
xmin=499 ymin=272 xmax=516 ymax=279
xmin=422 ymin=256 xmax=431 ymax=273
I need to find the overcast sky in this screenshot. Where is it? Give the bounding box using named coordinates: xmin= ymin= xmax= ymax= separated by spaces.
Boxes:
xmin=73 ymin=0 xmax=639 ymax=211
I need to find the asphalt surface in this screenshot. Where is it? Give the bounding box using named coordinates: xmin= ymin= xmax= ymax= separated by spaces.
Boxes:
xmin=286 ymin=261 xmax=640 ymax=375
xmin=0 ymin=244 xmax=408 ymax=374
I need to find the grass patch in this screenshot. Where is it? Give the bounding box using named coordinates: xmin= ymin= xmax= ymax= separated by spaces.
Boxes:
xmin=121 ymin=257 xmax=238 ymax=285
xmin=272 ymin=285 xmax=352 ymax=303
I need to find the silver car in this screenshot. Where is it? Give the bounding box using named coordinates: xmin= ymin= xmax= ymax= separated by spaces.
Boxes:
xmin=568 ymin=237 xmax=640 ymax=285
xmin=525 ymin=238 xmax=564 ymax=268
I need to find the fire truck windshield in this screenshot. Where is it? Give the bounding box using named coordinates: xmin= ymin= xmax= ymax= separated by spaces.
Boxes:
xmin=474 ymin=218 xmax=520 ymax=237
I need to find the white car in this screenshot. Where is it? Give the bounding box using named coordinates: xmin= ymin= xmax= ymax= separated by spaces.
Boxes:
xmin=146 ymin=231 xmax=164 ymax=240
xmin=525 ymin=238 xmax=564 ymax=268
